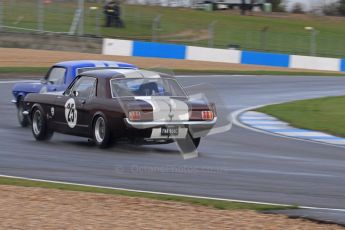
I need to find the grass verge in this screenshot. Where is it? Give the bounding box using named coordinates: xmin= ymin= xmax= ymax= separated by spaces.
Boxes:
xmin=0 ymin=67 xmax=48 ymax=74
xmin=257 ymin=95 xmax=345 ymax=138
xmin=0 ymin=176 xmax=293 ymax=211
xmin=0 ymin=67 xmax=344 ymax=77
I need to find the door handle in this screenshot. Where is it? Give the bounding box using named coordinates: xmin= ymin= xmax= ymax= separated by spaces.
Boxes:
xmin=80 ymin=99 xmax=86 ymax=105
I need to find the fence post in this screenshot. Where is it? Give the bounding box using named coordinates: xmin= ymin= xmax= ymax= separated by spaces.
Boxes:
xmin=0 ymin=0 xmax=3 ymax=31
xmin=77 ymin=0 xmax=84 ymax=36
xmin=310 ymin=29 xmax=318 ymax=56
xmin=152 ymin=14 xmax=162 ymax=42
xmin=208 ymin=21 xmax=217 ymax=48
xmin=95 ymin=8 xmax=101 ymax=37
xmin=260 ymin=26 xmax=269 ymax=51
xmin=37 ymin=0 xmax=44 ymax=32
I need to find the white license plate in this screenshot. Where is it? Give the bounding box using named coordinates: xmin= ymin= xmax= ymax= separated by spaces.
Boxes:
xmin=161 ymin=127 xmax=179 ymax=136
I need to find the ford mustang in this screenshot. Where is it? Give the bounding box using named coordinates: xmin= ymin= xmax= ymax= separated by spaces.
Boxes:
xmin=23 ymin=69 xmax=217 ymax=155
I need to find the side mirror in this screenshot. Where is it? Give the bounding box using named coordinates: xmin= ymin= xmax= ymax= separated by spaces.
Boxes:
xmin=72 ymin=90 xmax=79 ymax=97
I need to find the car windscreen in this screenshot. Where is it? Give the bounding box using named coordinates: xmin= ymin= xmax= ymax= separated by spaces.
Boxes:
xmin=46 ymin=67 xmax=66 ymax=85
xmin=111 ymin=78 xmax=187 ymax=98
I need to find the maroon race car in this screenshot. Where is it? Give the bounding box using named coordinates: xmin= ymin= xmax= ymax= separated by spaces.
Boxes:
xmin=23 ymin=69 xmax=217 ymax=156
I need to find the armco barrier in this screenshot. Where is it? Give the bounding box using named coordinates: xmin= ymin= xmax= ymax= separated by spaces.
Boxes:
xmin=102 ymin=38 xmax=345 ymax=72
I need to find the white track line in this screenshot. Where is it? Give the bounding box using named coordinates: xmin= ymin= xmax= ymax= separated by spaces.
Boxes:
xmin=232 ymin=104 xmax=345 ymax=150
xmin=1 ymin=174 xmax=345 ymax=213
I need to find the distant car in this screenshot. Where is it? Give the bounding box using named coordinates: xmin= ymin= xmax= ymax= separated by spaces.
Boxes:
xmin=23 ymin=69 xmax=217 ymax=149
xmin=12 ymin=60 xmax=137 ymax=127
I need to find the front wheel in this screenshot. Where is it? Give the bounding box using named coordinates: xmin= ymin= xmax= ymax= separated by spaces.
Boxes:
xmin=93 ymin=115 xmax=111 ymax=148
xmin=17 ymin=98 xmax=29 ymax=127
xmin=31 ymin=107 xmax=53 ymax=141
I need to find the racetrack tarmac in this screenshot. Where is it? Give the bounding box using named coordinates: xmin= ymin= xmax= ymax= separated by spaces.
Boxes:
xmin=1 ymin=75 xmax=345 ymax=224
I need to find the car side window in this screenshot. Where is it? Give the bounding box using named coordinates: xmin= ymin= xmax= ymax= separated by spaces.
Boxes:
xmin=71 ymin=76 xmax=97 ymax=98
xmin=47 ymin=67 xmax=66 ymax=85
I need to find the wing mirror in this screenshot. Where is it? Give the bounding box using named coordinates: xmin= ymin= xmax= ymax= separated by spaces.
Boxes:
xmin=72 ymin=90 xmax=79 ymax=97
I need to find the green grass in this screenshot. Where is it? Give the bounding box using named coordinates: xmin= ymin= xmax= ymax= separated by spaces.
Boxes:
xmin=0 ymin=67 xmax=344 ymax=77
xmin=0 ymin=176 xmax=292 ymax=211
xmin=3 ymin=1 xmax=345 ymax=57
xmin=257 ymin=96 xmax=345 ymax=137
xmin=0 ymin=67 xmax=48 ymax=74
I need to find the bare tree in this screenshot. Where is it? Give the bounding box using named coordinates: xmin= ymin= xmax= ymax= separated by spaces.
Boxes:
xmin=266 ymin=0 xmax=286 ymax=12
xmin=291 ymin=2 xmax=305 ymax=14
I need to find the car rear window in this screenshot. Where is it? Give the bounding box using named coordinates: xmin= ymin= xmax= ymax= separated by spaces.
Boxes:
xmin=111 ymin=78 xmax=187 ymax=98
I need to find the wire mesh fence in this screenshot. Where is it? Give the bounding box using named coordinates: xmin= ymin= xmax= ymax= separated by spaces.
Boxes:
xmin=1 ymin=0 xmax=345 ymax=58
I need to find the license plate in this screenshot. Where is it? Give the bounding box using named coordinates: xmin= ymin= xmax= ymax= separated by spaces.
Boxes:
xmin=161 ymin=127 xmax=179 ymax=136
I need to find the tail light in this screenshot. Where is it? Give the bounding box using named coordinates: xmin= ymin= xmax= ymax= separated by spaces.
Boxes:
xmin=129 ymin=111 xmax=141 ymax=121
xmin=201 ymin=111 xmax=214 ymax=121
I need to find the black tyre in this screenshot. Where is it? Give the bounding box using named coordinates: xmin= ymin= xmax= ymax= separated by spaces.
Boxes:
xmin=17 ymin=97 xmax=29 ymax=127
xmin=31 ymin=107 xmax=53 ymax=141
xmin=192 ymin=137 xmax=201 ymax=149
xmin=93 ymin=115 xmax=111 ymax=148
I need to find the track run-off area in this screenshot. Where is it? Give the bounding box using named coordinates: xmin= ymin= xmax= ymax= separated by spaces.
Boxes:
xmin=1 ymin=75 xmax=345 ymax=224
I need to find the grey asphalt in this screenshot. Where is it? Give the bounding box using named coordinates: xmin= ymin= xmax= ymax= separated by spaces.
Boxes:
xmin=1 ymin=75 xmax=345 ymax=224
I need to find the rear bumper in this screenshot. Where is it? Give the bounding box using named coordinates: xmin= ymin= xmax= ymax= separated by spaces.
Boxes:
xmin=124 ymin=117 xmax=217 ymax=129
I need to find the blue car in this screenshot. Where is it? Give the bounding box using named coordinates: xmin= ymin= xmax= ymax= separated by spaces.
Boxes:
xmin=12 ymin=60 xmax=138 ymax=127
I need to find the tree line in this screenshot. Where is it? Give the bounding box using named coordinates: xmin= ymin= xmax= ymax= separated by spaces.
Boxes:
xmin=267 ymin=0 xmax=345 ymax=16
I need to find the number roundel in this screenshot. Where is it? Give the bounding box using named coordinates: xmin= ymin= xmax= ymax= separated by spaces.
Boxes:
xmin=65 ymin=98 xmax=77 ymax=128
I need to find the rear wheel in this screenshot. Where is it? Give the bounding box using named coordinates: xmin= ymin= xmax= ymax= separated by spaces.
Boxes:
xmin=192 ymin=137 xmax=201 ymax=149
xmin=17 ymin=97 xmax=29 ymax=127
xmin=93 ymin=115 xmax=111 ymax=148
xmin=31 ymin=107 xmax=53 ymax=141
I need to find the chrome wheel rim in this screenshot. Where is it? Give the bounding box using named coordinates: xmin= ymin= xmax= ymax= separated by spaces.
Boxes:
xmin=95 ymin=117 xmax=105 ymax=143
xmin=33 ymin=110 xmax=42 ymax=136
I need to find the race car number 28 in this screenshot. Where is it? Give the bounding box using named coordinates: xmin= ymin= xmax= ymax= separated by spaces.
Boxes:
xmin=65 ymin=98 xmax=77 ymax=128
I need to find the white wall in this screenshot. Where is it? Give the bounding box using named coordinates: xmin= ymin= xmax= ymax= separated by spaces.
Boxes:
xmin=102 ymin=39 xmax=133 ymax=56
xmin=186 ymin=46 xmax=241 ymax=64
xmin=289 ymin=55 xmax=340 ymax=71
